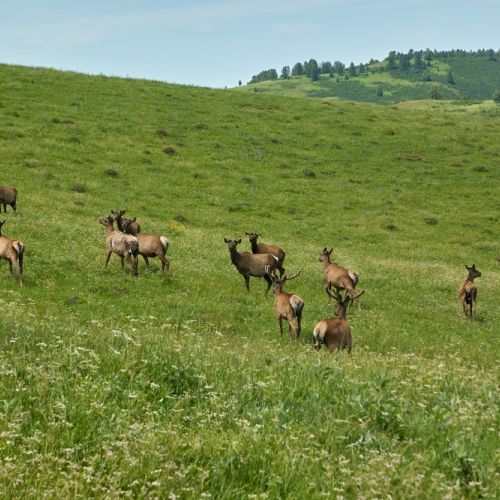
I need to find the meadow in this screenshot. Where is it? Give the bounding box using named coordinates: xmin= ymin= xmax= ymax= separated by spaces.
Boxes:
xmin=0 ymin=63 xmax=499 ymax=498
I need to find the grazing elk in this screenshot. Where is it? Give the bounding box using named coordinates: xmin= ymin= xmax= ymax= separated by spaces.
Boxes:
xmin=0 ymin=186 xmax=18 ymax=213
xmin=99 ymin=215 xmax=139 ymax=276
xmin=112 ymin=210 xmax=169 ymax=270
xmin=459 ymin=264 xmax=481 ymax=320
xmin=266 ymin=267 xmax=304 ymax=338
xmin=320 ymin=247 xmax=361 ymax=308
xmin=313 ymin=289 xmax=365 ymax=353
xmin=246 ymin=232 xmax=285 ymax=276
xmin=0 ymin=220 xmax=24 ymax=286
xmin=224 ymin=238 xmax=279 ymax=294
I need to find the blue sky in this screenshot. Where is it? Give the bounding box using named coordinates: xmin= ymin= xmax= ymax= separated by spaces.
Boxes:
xmin=1 ymin=0 xmax=499 ymax=88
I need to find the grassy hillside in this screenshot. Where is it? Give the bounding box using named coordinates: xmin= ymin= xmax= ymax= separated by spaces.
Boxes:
xmin=0 ymin=63 xmax=499 ymax=498
xmin=242 ymin=54 xmax=500 ymax=104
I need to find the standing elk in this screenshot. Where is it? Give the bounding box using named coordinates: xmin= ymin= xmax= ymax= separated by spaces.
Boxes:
xmin=266 ymin=267 xmax=304 ymax=338
xmin=224 ymin=238 xmax=279 ymax=294
xmin=112 ymin=210 xmax=169 ymax=270
xmin=320 ymin=247 xmax=361 ymax=308
xmin=0 ymin=186 xmax=18 ymax=213
xmin=459 ymin=264 xmax=481 ymax=320
xmin=313 ymin=289 xmax=365 ymax=353
xmin=112 ymin=209 xmax=141 ymax=235
xmin=0 ymin=220 xmax=24 ymax=286
xmin=99 ymin=215 xmax=139 ymax=276
xmin=246 ymin=232 xmax=285 ymax=276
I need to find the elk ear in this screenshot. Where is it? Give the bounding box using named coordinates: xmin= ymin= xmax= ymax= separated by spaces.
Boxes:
xmin=224 ymin=238 xmax=228 ymax=243
xmin=245 ymin=232 xmax=249 ymax=236
xmin=237 ymin=239 xmax=241 ymax=244
xmin=328 ymin=248 xmax=333 ymax=255
xmin=322 ymin=247 xmax=327 ymax=252
xmin=465 ymin=264 xmax=471 ymax=270
xmin=132 ymin=218 xmax=136 ymax=222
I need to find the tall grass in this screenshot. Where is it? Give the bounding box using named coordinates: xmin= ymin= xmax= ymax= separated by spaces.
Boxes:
xmin=0 ymin=63 xmax=498 ymax=497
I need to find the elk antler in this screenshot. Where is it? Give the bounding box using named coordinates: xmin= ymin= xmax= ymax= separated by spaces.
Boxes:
xmin=284 ymin=270 xmax=301 ymax=282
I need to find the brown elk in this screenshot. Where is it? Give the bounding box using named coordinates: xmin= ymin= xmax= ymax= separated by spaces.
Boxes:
xmin=112 ymin=210 xmax=169 ymax=270
xmin=319 ymin=247 xmax=361 ymax=308
xmin=99 ymin=215 xmax=139 ymax=275
xmin=224 ymin=238 xmax=279 ymax=293
xmin=0 ymin=186 xmax=18 ymax=213
xmin=266 ymin=267 xmax=304 ymax=338
xmin=246 ymin=232 xmax=285 ymax=276
xmin=459 ymin=264 xmax=481 ymax=320
xmin=0 ymin=220 xmax=24 ymax=286
xmin=112 ymin=209 xmax=141 ymax=235
xmin=313 ymin=289 xmax=365 ymax=353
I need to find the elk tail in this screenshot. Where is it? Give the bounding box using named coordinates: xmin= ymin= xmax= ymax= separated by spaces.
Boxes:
xmin=160 ymin=236 xmax=170 ymax=254
xmin=14 ymin=241 xmax=24 ymax=272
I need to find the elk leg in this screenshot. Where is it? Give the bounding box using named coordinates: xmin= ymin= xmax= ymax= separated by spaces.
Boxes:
xmin=8 ymin=260 xmax=13 ymax=277
xmin=105 ymin=251 xmax=112 ymax=267
xmin=159 ymin=254 xmax=169 ymax=271
xmin=278 ymin=317 xmax=283 ymax=336
xmin=120 ymin=256 xmax=125 ymax=269
xmin=278 ymin=265 xmax=285 ymax=278
xmin=243 ymin=275 xmax=250 ymax=292
xmin=143 ymin=255 xmax=150 ymax=266
xmin=132 ymin=256 xmax=138 ymax=276
xmin=296 ymin=311 xmax=302 ymax=338
xmin=264 ymin=274 xmax=273 ymax=295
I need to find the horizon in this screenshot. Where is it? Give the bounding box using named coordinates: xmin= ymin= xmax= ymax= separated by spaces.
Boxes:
xmin=2 ymin=1 xmax=500 ymax=88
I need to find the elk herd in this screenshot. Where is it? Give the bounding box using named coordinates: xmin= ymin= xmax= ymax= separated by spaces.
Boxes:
xmin=0 ymin=185 xmax=487 ymax=352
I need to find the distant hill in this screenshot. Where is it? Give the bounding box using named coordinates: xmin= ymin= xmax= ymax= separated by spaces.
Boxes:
xmin=239 ymin=49 xmax=500 ymax=104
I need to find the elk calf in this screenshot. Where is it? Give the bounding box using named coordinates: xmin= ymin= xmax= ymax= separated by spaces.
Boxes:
xmin=0 ymin=220 xmax=24 ymax=286
xmin=319 ymin=247 xmax=361 ymax=308
xmin=0 ymin=186 xmax=17 ymax=213
xmin=99 ymin=215 xmax=139 ymax=275
xmin=459 ymin=264 xmax=481 ymax=320
xmin=246 ymin=232 xmax=285 ymax=276
xmin=313 ymin=289 xmax=365 ymax=353
xmin=224 ymin=238 xmax=278 ymax=293
xmin=267 ymin=267 xmax=304 ymax=338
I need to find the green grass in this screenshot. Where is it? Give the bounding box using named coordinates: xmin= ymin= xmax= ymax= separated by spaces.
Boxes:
xmin=0 ymin=63 xmax=499 ymax=498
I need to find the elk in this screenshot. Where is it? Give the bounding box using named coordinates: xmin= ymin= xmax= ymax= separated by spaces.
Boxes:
xmin=319 ymin=247 xmax=361 ymax=308
xmin=0 ymin=220 xmax=24 ymax=286
xmin=112 ymin=210 xmax=169 ymax=270
xmin=99 ymin=215 xmax=139 ymax=275
xmin=459 ymin=264 xmax=481 ymax=320
xmin=245 ymin=232 xmax=285 ymax=276
xmin=313 ymin=289 xmax=365 ymax=353
xmin=266 ymin=267 xmax=304 ymax=338
xmin=224 ymin=238 xmax=279 ymax=293
xmin=112 ymin=209 xmax=141 ymax=235
xmin=0 ymin=186 xmax=17 ymax=213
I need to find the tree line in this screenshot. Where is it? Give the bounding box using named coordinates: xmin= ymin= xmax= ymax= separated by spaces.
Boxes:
xmin=248 ymin=48 xmax=500 ymax=84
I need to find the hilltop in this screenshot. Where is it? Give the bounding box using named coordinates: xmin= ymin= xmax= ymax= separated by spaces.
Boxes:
xmin=0 ymin=63 xmax=499 ymax=497
xmin=242 ymin=49 xmax=500 ymax=104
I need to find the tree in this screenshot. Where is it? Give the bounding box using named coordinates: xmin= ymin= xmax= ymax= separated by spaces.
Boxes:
xmin=291 ymin=62 xmax=303 ymax=76
xmin=305 ymin=59 xmax=319 ymax=78
xmin=399 ymin=54 xmax=410 ymax=72
xmin=238 ymin=80 xmax=242 ymax=86
xmin=422 ymin=70 xmax=432 ymax=82
xmin=428 ymin=85 xmax=441 ymax=100
xmin=249 ymin=69 xmax=278 ymax=84
xmin=311 ymin=65 xmax=321 ymax=82
xmin=320 ymin=61 xmax=333 ymax=76
xmin=348 ymin=62 xmax=357 ymax=76
xmin=492 ymin=90 xmax=500 ymax=103
xmin=414 ymin=51 xmax=425 ymax=70
xmin=280 ymin=66 xmax=291 ymax=79
xmin=377 ymin=87 xmax=384 ymax=97
xmin=333 ymin=61 xmax=345 ymax=75
xmin=387 ymin=51 xmax=397 ymax=70
xmin=447 ymin=71 xmax=455 ymax=84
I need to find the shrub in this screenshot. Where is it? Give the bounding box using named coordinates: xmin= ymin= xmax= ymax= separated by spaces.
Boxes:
xmin=71 ymin=183 xmax=86 ymax=193
xmin=492 ymin=90 xmax=500 ymax=103
xmin=163 ymin=146 xmax=176 ymax=155
xmin=105 ymin=168 xmax=119 ymax=177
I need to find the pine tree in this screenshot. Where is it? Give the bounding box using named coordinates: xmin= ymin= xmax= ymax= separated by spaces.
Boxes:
xmin=280 ymin=66 xmax=291 ymax=79
xmin=291 ymin=62 xmax=303 ymax=76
